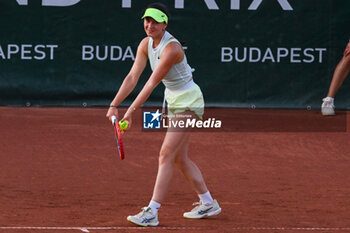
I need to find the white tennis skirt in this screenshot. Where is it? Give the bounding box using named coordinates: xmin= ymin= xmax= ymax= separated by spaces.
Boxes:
xmin=164 ymin=80 xmax=204 ymax=119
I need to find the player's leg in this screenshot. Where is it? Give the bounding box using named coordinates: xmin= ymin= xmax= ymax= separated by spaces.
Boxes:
xmin=127 ymin=115 xmax=189 ymax=226
xmin=322 ymin=42 xmax=350 ymax=115
xmin=175 ymin=137 xmax=221 ymax=219
xmin=151 ymin=121 xmax=190 ymax=203
xmin=327 ymin=54 xmax=350 ymax=98
xmin=171 ymin=111 xmax=221 ymax=219
xmin=174 ymin=133 xmax=208 ymax=195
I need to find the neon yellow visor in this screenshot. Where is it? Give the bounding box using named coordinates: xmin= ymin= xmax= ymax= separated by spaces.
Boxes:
xmin=142 ymin=8 xmax=168 ymax=24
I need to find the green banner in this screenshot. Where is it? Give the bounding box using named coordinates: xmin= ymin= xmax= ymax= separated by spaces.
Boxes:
xmin=0 ymin=0 xmax=349 ymax=109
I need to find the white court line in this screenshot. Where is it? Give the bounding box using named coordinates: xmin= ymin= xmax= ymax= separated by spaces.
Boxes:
xmin=1 ymin=227 xmax=350 ymax=232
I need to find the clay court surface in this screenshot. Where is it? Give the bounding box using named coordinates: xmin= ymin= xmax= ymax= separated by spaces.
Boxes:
xmin=0 ymin=107 xmax=349 ymax=233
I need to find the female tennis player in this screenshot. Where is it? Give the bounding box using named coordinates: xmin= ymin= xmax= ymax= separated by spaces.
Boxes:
xmin=106 ymin=3 xmax=221 ymax=226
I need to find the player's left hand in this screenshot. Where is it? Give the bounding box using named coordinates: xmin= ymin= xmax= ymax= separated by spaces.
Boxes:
xmin=121 ymin=112 xmax=133 ymax=131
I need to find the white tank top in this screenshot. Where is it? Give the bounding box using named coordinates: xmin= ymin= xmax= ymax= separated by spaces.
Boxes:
xmin=148 ymin=31 xmax=193 ymax=91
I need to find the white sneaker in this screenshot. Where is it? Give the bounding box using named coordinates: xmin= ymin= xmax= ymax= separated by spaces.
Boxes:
xmin=127 ymin=207 xmax=159 ymax=227
xmin=183 ymin=199 xmax=221 ymax=219
xmin=321 ymin=97 xmax=335 ymax=115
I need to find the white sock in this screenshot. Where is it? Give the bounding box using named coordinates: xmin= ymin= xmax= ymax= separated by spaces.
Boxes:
xmin=325 ymin=97 xmax=334 ymax=103
xmin=198 ymin=191 xmax=214 ymax=205
xmin=148 ymin=200 xmax=161 ymax=215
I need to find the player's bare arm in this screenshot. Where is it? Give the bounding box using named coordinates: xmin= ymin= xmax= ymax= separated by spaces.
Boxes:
xmin=121 ymin=42 xmax=183 ymax=126
xmin=106 ymin=38 xmax=149 ymax=120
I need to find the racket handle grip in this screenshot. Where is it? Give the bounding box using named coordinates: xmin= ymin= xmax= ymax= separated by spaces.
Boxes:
xmin=111 ymin=115 xmax=117 ymax=125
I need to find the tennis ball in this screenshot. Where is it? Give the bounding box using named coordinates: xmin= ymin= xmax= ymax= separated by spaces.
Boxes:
xmin=119 ymin=120 xmax=129 ymax=131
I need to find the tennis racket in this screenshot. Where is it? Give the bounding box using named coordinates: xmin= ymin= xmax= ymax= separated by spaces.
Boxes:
xmin=111 ymin=115 xmax=125 ymax=160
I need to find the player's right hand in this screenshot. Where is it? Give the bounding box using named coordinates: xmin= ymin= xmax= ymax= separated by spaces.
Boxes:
xmin=106 ymin=107 xmax=119 ymax=123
